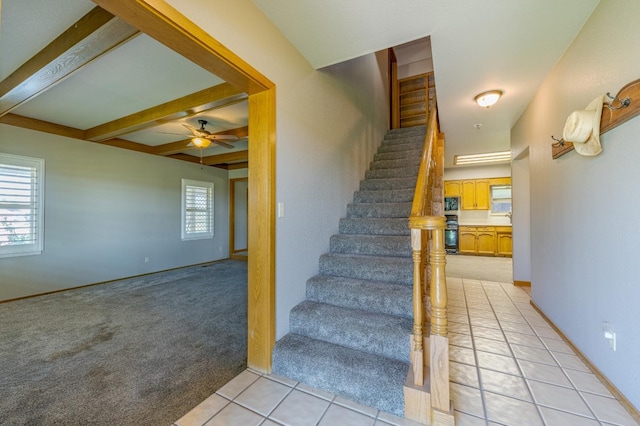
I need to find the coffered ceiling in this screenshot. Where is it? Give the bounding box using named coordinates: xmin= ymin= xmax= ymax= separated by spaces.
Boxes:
xmin=0 ymin=0 xmax=250 ymax=169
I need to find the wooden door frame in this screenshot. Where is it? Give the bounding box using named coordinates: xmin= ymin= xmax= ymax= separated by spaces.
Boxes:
xmin=93 ymin=0 xmax=276 ymax=372
xmin=229 ymin=177 xmax=249 ymax=260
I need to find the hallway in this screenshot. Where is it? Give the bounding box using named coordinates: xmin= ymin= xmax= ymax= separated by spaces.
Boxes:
xmin=175 ymin=257 xmax=638 ymax=425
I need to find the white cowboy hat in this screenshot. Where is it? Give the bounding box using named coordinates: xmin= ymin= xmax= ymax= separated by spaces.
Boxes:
xmin=563 ymin=94 xmax=605 ymax=156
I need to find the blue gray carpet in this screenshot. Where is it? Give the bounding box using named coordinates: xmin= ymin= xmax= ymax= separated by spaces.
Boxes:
xmin=0 ymin=260 xmax=247 ymax=425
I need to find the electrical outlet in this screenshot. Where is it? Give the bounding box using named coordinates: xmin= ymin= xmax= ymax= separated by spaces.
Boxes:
xmin=277 ymin=202 xmax=285 ymax=218
xmin=602 ymin=322 xmax=617 ymax=351
xmin=144 ymin=257 xmax=149 ymax=263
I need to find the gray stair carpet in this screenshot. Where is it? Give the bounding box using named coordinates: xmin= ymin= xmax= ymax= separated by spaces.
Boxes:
xmin=272 ymin=125 xmax=427 ymax=417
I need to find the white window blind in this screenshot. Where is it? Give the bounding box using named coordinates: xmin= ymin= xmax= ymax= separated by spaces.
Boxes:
xmin=0 ymin=153 xmax=45 ymax=258
xmin=181 ymin=179 xmax=214 ymax=240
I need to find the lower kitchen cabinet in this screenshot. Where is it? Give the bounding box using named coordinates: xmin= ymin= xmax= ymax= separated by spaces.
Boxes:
xmin=457 ymin=225 xmax=511 ymax=257
xmin=495 ymin=227 xmax=513 ymax=257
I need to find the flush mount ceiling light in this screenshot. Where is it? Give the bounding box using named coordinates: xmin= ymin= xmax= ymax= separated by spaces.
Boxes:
xmin=474 ymin=90 xmax=503 ymax=108
xmin=454 ymin=150 xmax=511 ymax=166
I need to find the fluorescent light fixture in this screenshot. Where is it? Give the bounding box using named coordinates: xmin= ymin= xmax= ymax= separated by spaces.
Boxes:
xmin=474 ymin=90 xmax=503 ymax=108
xmin=454 ymin=150 xmax=511 ymax=165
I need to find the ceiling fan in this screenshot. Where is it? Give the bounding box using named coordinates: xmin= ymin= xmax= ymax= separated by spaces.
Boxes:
xmin=181 ymin=119 xmax=238 ymax=149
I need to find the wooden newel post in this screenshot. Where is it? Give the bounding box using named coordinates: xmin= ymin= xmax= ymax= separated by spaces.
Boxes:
xmin=429 ymin=219 xmax=451 ymax=414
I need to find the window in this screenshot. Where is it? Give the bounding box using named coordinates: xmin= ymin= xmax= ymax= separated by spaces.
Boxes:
xmin=181 ymin=179 xmax=214 ymax=240
xmin=0 ymin=153 xmax=45 ymax=258
xmin=490 ymin=184 xmax=512 ymax=214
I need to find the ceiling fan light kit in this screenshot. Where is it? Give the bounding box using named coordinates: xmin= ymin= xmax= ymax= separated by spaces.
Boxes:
xmin=474 ymin=90 xmax=503 ymax=108
xmin=191 ymin=137 xmax=211 ymax=148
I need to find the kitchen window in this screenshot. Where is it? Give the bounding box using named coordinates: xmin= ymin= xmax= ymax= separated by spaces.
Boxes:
xmin=490 ymin=184 xmax=512 ymax=214
xmin=181 ymin=179 xmax=214 ymax=240
xmin=0 ymin=153 xmax=45 ymax=258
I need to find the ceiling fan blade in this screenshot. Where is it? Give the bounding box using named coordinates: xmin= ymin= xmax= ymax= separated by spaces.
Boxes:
xmin=207 ymin=134 xmax=239 ymax=141
xmin=211 ymin=140 xmax=234 ymax=149
xmin=157 ymin=131 xmax=190 ymax=136
xmin=182 ymin=123 xmax=198 ymax=132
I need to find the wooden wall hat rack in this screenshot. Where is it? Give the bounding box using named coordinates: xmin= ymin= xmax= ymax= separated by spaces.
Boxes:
xmin=551 ymin=78 xmax=640 ymax=159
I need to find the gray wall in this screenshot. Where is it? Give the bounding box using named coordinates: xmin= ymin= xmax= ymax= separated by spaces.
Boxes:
xmin=0 ymin=125 xmax=229 ymax=301
xmin=511 ymin=0 xmax=640 ymax=409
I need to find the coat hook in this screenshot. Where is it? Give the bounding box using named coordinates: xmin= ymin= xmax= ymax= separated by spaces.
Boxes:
xmin=551 ymin=135 xmax=565 ymax=146
xmin=606 ymin=92 xmax=631 ymax=110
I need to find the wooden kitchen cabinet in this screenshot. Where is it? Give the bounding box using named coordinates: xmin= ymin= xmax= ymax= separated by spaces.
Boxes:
xmin=476 ymin=227 xmax=496 ymax=255
xmin=444 ymin=180 xmax=462 ymax=197
xmin=457 ymin=225 xmax=512 ymax=257
xmin=461 ymin=179 xmax=489 ymax=210
xmin=495 ymin=226 xmax=513 ymax=257
xmin=458 ymin=226 xmax=477 ymax=254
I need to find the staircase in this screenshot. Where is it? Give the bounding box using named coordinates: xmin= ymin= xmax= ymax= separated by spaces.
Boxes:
xmin=272 ymin=125 xmax=427 ymax=416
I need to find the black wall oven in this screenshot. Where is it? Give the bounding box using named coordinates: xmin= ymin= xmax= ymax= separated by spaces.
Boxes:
xmin=445 ymin=214 xmax=459 ymax=254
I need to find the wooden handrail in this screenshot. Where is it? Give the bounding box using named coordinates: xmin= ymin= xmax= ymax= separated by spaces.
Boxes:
xmin=406 ymin=106 xmax=452 ymax=421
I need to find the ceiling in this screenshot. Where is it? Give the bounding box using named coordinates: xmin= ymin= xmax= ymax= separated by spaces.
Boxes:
xmin=0 ymin=0 xmax=250 ymax=169
xmin=1 ymin=0 xmax=600 ymax=168
xmin=253 ymin=0 xmax=600 ymax=167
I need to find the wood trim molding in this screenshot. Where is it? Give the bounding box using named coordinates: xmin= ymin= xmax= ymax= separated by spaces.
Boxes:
xmin=202 ymin=150 xmax=248 ymax=166
xmin=0 ymin=7 xmax=139 ymax=117
xmin=91 ymin=0 xmax=274 ymax=95
xmin=0 ymin=113 xmax=85 ymax=140
xmin=84 ymin=83 xmax=247 ymax=141
xmin=247 ymin=87 xmax=276 ymax=370
xmin=530 ymin=301 xmax=640 ymax=423
xmin=513 ymin=280 xmax=531 ymax=287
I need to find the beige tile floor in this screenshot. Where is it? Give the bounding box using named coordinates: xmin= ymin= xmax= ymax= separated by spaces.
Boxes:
xmin=175 ymin=277 xmax=638 ymax=426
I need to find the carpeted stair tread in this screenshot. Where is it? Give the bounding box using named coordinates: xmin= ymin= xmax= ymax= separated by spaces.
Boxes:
xmin=365 ymin=166 xmax=419 ymax=179
xmin=273 ymin=125 xmax=429 ymax=418
xmin=290 ymin=301 xmax=411 ymax=362
xmin=374 ymin=148 xmax=423 ymax=161
xmin=330 ymin=234 xmax=411 ymax=257
xmin=377 ymin=142 xmax=423 ymax=154
xmin=369 ymin=157 xmax=422 ymax=170
xmin=346 ymin=202 xmax=412 ymax=218
xmin=319 ymin=253 xmax=413 ymax=285
xmin=353 ymin=188 xmax=415 ymax=204
xmin=306 ymin=275 xmax=412 ymax=318
xmin=338 ymin=217 xmax=410 ymax=236
xmin=359 ymin=176 xmax=417 ymax=191
xmin=271 ymin=334 xmax=408 ymax=416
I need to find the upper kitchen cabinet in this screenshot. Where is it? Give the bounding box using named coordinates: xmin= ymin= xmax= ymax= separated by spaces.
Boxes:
xmin=444 ymin=181 xmax=462 ymax=197
xmin=462 ymin=179 xmax=489 ymax=210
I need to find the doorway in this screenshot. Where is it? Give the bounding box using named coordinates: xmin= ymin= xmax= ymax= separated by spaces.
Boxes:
xmin=92 ymin=0 xmax=277 ymax=372
xmin=230 ymin=178 xmax=248 ymax=260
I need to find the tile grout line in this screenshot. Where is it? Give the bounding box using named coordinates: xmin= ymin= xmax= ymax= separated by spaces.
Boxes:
xmin=479 ymin=279 xmax=546 ymax=424
xmin=460 ymin=278 xmax=490 ymax=426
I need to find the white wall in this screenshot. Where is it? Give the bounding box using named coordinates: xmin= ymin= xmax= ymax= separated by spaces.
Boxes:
xmin=166 ymin=0 xmax=390 ymax=339
xmin=511 ymin=0 xmax=640 ymax=409
xmin=0 ymin=125 xmax=229 ymax=301
xmin=511 ymin=149 xmax=531 ymax=283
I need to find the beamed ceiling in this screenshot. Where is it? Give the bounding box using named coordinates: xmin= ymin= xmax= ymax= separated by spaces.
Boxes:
xmin=0 ymin=1 xmax=250 ymax=169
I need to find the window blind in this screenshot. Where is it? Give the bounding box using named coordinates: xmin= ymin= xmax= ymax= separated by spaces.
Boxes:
xmin=181 ymin=179 xmax=213 ymax=240
xmin=0 ymin=154 xmax=44 ymax=257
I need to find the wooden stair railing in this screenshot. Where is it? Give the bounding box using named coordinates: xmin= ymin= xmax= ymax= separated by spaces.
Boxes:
xmin=404 ymin=108 xmax=454 ymax=425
